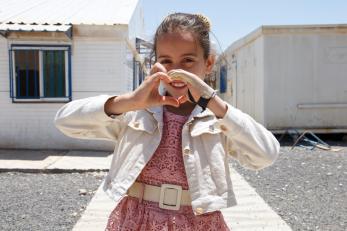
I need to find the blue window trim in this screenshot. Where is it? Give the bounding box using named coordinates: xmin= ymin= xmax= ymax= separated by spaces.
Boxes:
xmin=9 ymin=44 xmax=72 ymax=103
xmin=9 ymin=49 xmax=13 ymax=98
xmin=220 ymin=65 xmax=227 ymax=93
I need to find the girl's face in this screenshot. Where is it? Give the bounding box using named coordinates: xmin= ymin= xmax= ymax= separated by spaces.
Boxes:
xmin=156 ymin=31 xmax=214 ymax=99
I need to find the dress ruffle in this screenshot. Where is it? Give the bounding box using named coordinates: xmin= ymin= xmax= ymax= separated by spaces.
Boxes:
xmin=106 ymin=196 xmax=230 ymax=231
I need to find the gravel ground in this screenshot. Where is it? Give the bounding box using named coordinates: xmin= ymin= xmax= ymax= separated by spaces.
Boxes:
xmin=0 ymin=171 xmax=106 ymax=231
xmin=1 ymin=136 xmax=346 ymax=231
xmin=231 ymin=137 xmax=347 ymax=231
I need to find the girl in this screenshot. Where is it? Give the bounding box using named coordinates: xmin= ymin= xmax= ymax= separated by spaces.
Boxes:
xmin=55 ymin=13 xmax=280 ymax=231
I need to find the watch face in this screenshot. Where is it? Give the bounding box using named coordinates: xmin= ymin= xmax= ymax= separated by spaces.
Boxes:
xmin=201 ymin=90 xmax=214 ymax=99
xmin=201 ymin=93 xmax=211 ymax=99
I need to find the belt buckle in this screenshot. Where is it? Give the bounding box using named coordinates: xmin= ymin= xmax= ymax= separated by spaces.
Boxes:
xmin=159 ymin=184 xmax=182 ymax=210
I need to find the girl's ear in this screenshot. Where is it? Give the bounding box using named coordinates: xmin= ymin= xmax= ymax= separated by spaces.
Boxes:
xmin=205 ymin=54 xmax=216 ymax=74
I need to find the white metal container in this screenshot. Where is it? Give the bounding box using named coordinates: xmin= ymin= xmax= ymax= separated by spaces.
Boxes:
xmin=216 ymin=25 xmax=347 ymax=133
xmin=0 ymin=0 xmax=144 ymax=150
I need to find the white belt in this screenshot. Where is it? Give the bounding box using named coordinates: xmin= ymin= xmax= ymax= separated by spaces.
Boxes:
xmin=127 ymin=182 xmax=192 ymax=210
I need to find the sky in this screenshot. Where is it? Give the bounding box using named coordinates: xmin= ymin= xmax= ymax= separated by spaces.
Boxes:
xmin=142 ymin=0 xmax=347 ymax=52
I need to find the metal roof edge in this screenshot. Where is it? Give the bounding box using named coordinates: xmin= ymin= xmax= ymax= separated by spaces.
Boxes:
xmin=0 ymin=22 xmax=129 ymax=27
xmin=122 ymin=0 xmax=140 ymax=26
xmin=262 ymin=23 xmax=347 ymax=30
xmin=224 ymin=23 xmax=347 ymax=54
xmin=261 ymin=23 xmax=347 ymax=34
xmin=130 ymin=0 xmax=140 ymax=18
xmin=0 ymin=0 xmax=139 ymax=27
xmin=75 ymin=23 xmax=128 ymax=27
xmin=224 ymin=26 xmax=263 ymax=54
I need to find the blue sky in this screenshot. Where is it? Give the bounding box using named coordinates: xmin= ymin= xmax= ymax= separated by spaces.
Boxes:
xmin=142 ymin=0 xmax=347 ymax=51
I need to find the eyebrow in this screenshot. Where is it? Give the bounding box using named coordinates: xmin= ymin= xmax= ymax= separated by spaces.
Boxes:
xmin=157 ymin=53 xmax=197 ymax=59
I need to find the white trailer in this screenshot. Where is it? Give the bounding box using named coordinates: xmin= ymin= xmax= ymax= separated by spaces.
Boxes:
xmin=216 ymin=25 xmax=347 ymax=133
xmin=0 ymin=0 xmax=144 ymax=150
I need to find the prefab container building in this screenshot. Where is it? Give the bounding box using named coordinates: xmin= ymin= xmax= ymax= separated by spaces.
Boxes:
xmin=0 ymin=0 xmax=144 ymax=150
xmin=216 ymin=24 xmax=347 ymax=133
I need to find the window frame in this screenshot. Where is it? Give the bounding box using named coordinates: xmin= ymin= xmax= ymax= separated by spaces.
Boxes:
xmin=9 ymin=44 xmax=72 ymax=103
xmin=219 ymin=65 xmax=227 ymax=94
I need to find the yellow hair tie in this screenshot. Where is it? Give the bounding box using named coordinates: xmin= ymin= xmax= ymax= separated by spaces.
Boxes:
xmin=194 ymin=14 xmax=211 ymax=32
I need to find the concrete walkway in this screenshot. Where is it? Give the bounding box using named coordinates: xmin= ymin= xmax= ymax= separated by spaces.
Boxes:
xmin=0 ymin=149 xmax=292 ymax=231
xmin=0 ymin=149 xmax=112 ymax=171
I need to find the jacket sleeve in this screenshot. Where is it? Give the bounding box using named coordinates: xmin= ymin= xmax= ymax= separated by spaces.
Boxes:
xmin=54 ymin=95 xmax=128 ymax=141
xmin=217 ymin=103 xmax=280 ymax=170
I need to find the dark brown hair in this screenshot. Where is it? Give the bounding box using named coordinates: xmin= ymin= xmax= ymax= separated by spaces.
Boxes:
xmin=153 ymin=13 xmax=211 ymax=60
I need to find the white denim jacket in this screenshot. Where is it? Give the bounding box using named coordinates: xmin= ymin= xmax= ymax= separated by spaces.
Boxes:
xmin=54 ymin=95 xmax=280 ymax=215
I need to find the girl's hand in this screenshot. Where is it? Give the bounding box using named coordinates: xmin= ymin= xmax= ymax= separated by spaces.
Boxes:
xmin=167 ymin=69 xmax=215 ymax=102
xmin=131 ymin=63 xmax=180 ymax=109
xmin=105 ymin=63 xmax=181 ymax=116
xmin=166 ymin=69 xmax=227 ymax=118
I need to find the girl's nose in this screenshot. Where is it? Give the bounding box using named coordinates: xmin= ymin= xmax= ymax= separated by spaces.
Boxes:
xmin=170 ymin=63 xmax=183 ymax=70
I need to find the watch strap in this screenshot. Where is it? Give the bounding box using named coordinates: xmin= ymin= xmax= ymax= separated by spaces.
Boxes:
xmin=197 ymin=91 xmax=217 ymax=111
xmin=187 ymin=90 xmax=197 ymax=104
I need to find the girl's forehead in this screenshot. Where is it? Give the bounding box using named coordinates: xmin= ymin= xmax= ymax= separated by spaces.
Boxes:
xmin=156 ymin=31 xmax=202 ymax=57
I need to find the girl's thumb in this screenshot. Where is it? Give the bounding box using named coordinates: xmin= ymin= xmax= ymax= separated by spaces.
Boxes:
xmin=160 ymin=96 xmax=180 ymax=107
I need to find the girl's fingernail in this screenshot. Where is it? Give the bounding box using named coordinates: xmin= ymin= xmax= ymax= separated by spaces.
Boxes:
xmin=175 ymin=99 xmax=180 ymax=106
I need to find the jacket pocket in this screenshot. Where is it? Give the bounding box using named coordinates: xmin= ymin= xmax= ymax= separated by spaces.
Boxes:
xmin=190 ymin=120 xmax=222 ymax=137
xmin=127 ymin=115 xmax=157 ymax=134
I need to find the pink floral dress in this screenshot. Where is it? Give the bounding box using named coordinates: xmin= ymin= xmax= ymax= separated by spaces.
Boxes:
xmin=106 ymin=108 xmax=230 ymax=231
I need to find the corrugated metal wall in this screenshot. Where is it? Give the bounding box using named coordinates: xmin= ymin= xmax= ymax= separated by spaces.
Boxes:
xmin=264 ymin=33 xmax=347 ymax=130
xmin=219 ymin=26 xmax=347 ymax=132
xmin=221 ymin=36 xmax=265 ymax=125
xmin=0 ymin=37 xmax=8 ymax=92
xmin=72 ymin=40 xmax=127 ymax=93
xmin=0 ymin=36 xmax=128 ymax=150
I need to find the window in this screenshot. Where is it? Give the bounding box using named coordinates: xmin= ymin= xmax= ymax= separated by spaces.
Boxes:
xmin=10 ymin=45 xmax=71 ymax=102
xmin=220 ymin=65 xmax=227 ymax=93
